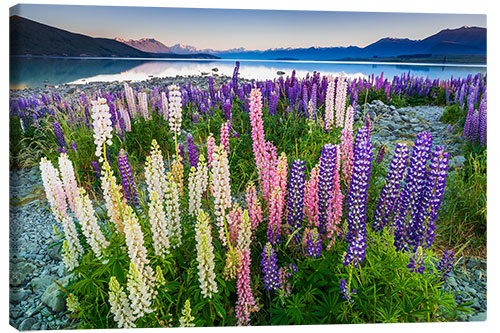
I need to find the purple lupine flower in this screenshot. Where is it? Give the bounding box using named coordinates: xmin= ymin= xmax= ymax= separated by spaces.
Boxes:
xmin=436 ymin=249 xmax=455 ymax=284
xmin=372 ymin=144 xmax=409 ymax=232
xmin=340 ymin=279 xmax=356 ymax=303
xmin=187 ymin=133 xmax=199 ymax=169
xmin=118 ymin=148 xmax=138 ymax=206
xmin=287 ymin=159 xmax=306 ymax=243
xmin=70 ymin=141 xmax=77 ymax=153
xmin=305 ymin=228 xmax=322 ymax=258
xmin=317 ymin=144 xmax=337 ymax=234
xmin=261 ymin=242 xmax=281 ymax=292
xmin=407 ymin=248 xmax=425 ymax=274
xmin=269 ymin=91 xmax=278 ymax=116
xmin=415 ymin=146 xmax=449 ymax=249
xmin=375 ymin=145 xmax=387 ymax=164
xmin=459 ymin=83 xmax=466 ymax=109
xmin=91 ymin=161 xmax=101 ymax=179
xmin=393 ymin=132 xmax=433 ymax=252
xmin=53 ymin=121 xmax=67 ymax=149
xmin=310 ymin=83 xmax=317 ymax=119
xmin=478 ymin=90 xmax=487 ymax=146
xmin=178 ymin=144 xmax=185 ymax=164
xmin=343 ymin=126 xmax=374 ymax=268
xmin=232 ymin=61 xmax=240 ymax=97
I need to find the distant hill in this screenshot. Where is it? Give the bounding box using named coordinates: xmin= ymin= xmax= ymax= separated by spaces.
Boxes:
xmin=115 ymin=37 xmax=171 ymax=54
xmin=10 ymin=15 xmax=219 ymax=59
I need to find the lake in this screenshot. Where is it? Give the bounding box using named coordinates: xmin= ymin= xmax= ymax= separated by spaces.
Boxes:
xmin=10 ymin=57 xmax=487 ymax=89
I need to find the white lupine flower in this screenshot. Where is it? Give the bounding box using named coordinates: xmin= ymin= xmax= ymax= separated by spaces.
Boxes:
xmin=75 ymin=187 xmax=110 ymax=261
xmin=118 ymin=103 xmax=132 ymax=132
xmin=335 ymin=72 xmax=348 ymax=128
xmin=179 ymin=299 xmax=195 ymax=327
xmin=109 ymin=276 xmax=136 ymax=328
xmin=123 ymin=82 xmax=137 ymax=118
xmin=58 ymin=153 xmax=79 ymax=213
xmin=138 ymin=92 xmax=150 ymax=120
xmin=148 ymin=191 xmax=170 ymax=258
xmin=145 ymin=139 xmax=167 ymax=201
xmin=324 ymin=76 xmax=335 ymax=131
xmin=237 ymin=210 xmax=252 ymax=252
xmin=211 ymin=145 xmax=232 ymax=245
xmin=61 ymin=215 xmax=83 ymax=271
xmin=195 ymin=209 xmax=218 ymax=298
xmin=101 ymin=168 xmax=125 ymax=234
xmin=168 ymin=85 xmax=182 ymax=136
xmin=123 ymin=206 xmax=156 ymax=290
xmin=188 ymin=154 xmax=208 ymax=218
xmin=161 ymin=91 xmax=169 ymax=121
xmin=126 ymin=262 xmax=154 ymax=318
xmin=91 ymin=98 xmax=113 ymax=163
xmin=164 ymin=172 xmax=182 ymax=248
xmin=39 ymin=157 xmax=67 ymax=221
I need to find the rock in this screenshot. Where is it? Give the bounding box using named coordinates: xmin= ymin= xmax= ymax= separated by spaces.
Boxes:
xmin=41 ymin=275 xmax=73 ymax=313
xmin=470 ymin=312 xmax=487 ymax=322
xmin=47 ymin=243 xmax=62 ymax=261
xmin=454 ymin=155 xmax=466 ymax=168
xmin=378 ymin=129 xmax=391 ymax=137
xmin=10 ymin=290 xmax=29 ymax=304
xmin=211 ymin=67 xmax=219 ymax=72
xmin=372 ymin=100 xmax=385 ymax=107
xmin=19 ymin=318 xmax=37 ymax=331
xmin=10 ymin=262 xmax=37 ymax=286
xmin=448 ymin=276 xmax=458 ymax=288
xmin=277 ymin=71 xmax=286 ymax=75
xmin=31 ymin=275 xmax=56 ymax=293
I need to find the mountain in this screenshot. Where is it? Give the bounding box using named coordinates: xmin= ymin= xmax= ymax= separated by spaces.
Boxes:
xmin=115 ymin=37 xmax=171 ymax=53
xmin=10 ymin=15 xmax=219 ymax=59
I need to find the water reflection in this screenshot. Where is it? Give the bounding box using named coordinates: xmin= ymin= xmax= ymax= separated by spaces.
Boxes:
xmin=10 ymin=57 xmax=486 ymax=89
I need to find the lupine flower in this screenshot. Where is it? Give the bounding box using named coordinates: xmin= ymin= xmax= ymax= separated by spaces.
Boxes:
xmin=227 ymin=204 xmax=243 ymax=248
xmin=325 ymin=146 xmax=344 ymax=248
xmin=168 ymin=85 xmax=182 ymax=136
xmin=53 ymin=121 xmax=67 ymax=149
xmin=274 ymin=152 xmax=288 ymax=211
xmin=187 ymin=134 xmax=199 ymax=169
xmin=437 ymin=249 xmax=455 ymax=284
xmin=101 ymin=168 xmax=126 ymax=234
xmin=220 ymin=122 xmax=230 ymax=155
xmin=91 ymin=160 xmax=101 ymax=179
xmin=148 ymin=191 xmax=170 ymax=258
xmin=172 ymin=155 xmax=184 ymax=198
xmin=70 ymin=141 xmax=77 ymax=152
xmin=324 ymin=77 xmax=335 ymax=131
xmin=304 ymin=166 xmax=319 ymax=228
xmin=90 ymin=98 xmax=113 ymax=163
xmin=343 ymin=126 xmax=374 ymax=268
xmin=58 ymin=153 xmax=79 ymax=213
xmin=109 ymin=276 xmax=136 ymax=328
xmin=145 ymin=139 xmax=167 ymax=201
xmin=335 ymin=73 xmax=348 ymax=128
xmin=195 ymin=209 xmax=218 ymax=298
xmin=66 ymin=294 xmax=80 ymax=313
xmin=267 ymin=185 xmax=284 ymax=245
xmin=126 ymin=262 xmax=154 ymax=318
xmin=305 ymin=227 xmax=322 ymax=258
xmin=206 ymin=133 xmax=216 ymax=168
xmin=340 ymin=111 xmax=354 ymax=185
xmin=372 ymin=143 xmax=409 ymax=232
xmin=287 ymin=159 xmax=306 ymax=243
xmin=375 ymin=145 xmax=387 ymax=164
xmin=123 ymin=82 xmax=137 ymax=118
xmin=188 ymin=154 xmax=208 ymax=217
xmin=340 ymin=279 xmax=356 ymax=303
xmin=245 ymin=181 xmax=262 ymax=233
xmin=393 ymin=132 xmax=433 ymax=252
xmin=60 ymin=215 xmax=83 ymax=271
xmin=75 ymin=187 xmax=110 ymax=261
xmin=179 ymin=299 xmax=195 ymax=327
xmin=212 ymin=145 xmax=232 ymax=245
xmin=317 ymin=144 xmax=337 ymax=234
xmin=235 ymin=210 xmax=258 ymax=326
xmin=164 ymin=172 xmax=182 ymax=248
xmin=407 ymin=246 xmax=425 ymax=274
xmin=161 ymin=91 xmax=169 ymax=121
xmin=261 ymin=242 xmax=280 ymax=291
xmin=118 ymin=149 xmax=138 ymax=207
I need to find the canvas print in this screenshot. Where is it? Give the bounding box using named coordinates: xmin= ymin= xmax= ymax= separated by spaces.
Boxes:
xmin=9 ymin=4 xmax=487 ymax=330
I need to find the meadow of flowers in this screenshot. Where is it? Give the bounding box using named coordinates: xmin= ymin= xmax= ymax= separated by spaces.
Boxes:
xmin=9 ymin=64 xmax=486 ymax=327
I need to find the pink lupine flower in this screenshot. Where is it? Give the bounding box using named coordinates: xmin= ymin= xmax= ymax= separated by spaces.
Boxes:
xmin=206 ymin=133 xmax=216 ymax=168
xmin=340 ymin=118 xmax=354 ymax=185
xmin=58 ymin=153 xmax=79 ymax=213
xmin=39 ymin=157 xmax=67 ymax=221
xmin=304 ymin=166 xmax=320 ymax=228
xmin=267 ymin=186 xmax=283 ymax=245
xmin=245 ymin=181 xmax=262 ymax=233
xmin=227 ymin=204 xmax=243 ymax=249
xmin=325 ymin=146 xmax=344 ymax=249
xmin=220 ymin=122 xmax=230 ymax=155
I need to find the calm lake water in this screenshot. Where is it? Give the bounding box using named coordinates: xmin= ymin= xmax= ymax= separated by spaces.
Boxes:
xmin=10 ymin=57 xmax=487 ymax=89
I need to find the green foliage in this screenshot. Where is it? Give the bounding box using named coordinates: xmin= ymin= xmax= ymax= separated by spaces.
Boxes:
xmin=440 ymin=104 xmax=467 ymax=126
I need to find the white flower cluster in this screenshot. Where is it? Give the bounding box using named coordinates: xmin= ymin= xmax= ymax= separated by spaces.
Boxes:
xmin=127 ymin=262 xmax=154 ymax=318
xmin=195 ymin=209 xmax=218 ymax=298
xmin=164 ymin=172 xmax=182 ymax=248
xmin=168 ymin=85 xmax=182 ymax=136
xmin=75 ymin=187 xmax=110 ymax=261
xmin=324 ymin=76 xmax=336 ymax=131
xmin=237 ymin=210 xmax=252 ymax=251
xmin=161 ymin=91 xmax=169 ymax=121
xmin=109 ymin=276 xmax=136 ymax=328
xmin=58 ymin=153 xmax=79 ymax=213
xmin=91 ymin=98 xmax=113 ymax=163
xmin=179 ymin=299 xmax=195 ymax=327
xmin=61 ymin=215 xmax=84 ymax=271
xmin=148 ymin=191 xmax=170 ymax=258
xmin=101 ymin=168 xmax=125 ymax=234
xmin=145 ymin=139 xmax=167 ymax=201
xmin=39 ymin=157 xmax=67 ymax=221
xmin=335 ymin=73 xmax=348 ymax=128
xmin=123 ymin=82 xmax=137 ymax=118
xmin=211 ymin=145 xmax=232 ymax=245
xmin=188 ymin=154 xmax=208 ymax=218
xmin=138 ymin=92 xmax=150 ymax=120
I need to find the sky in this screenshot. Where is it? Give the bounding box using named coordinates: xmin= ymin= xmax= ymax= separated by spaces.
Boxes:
xmin=10 ymin=4 xmax=486 ymax=51
xmin=10 ymin=5 xmax=486 ymax=50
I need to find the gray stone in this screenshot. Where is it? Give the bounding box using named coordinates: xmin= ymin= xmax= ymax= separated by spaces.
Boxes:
xmin=47 ymin=243 xmax=62 ymax=261
xmin=41 ymin=275 xmax=73 ymax=312
xmin=448 ymin=276 xmax=458 ymax=287
xmin=472 ymin=298 xmax=481 ymax=309
xmin=31 ymin=275 xmax=56 ymax=293
xmin=10 ymin=290 xmax=29 ymax=304
xmin=19 ymin=318 xmax=37 ymax=331
xmin=454 ymin=155 xmax=466 ymax=168
xmin=470 ymin=312 xmax=487 ymax=322
xmin=378 ymin=129 xmax=391 ymax=137
xmin=10 ymin=262 xmax=37 ymax=286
